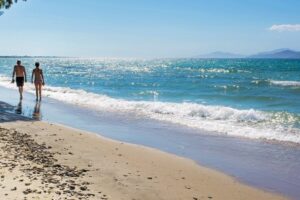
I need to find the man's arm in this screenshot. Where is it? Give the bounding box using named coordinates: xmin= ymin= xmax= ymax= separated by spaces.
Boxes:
xmin=41 ymin=70 xmax=45 ymax=85
xmin=11 ymin=66 xmax=16 ymax=83
xmin=23 ymin=66 xmax=27 ymax=82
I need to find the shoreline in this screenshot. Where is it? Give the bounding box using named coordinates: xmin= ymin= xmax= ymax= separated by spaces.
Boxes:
xmin=0 ymin=116 xmax=287 ymax=199
xmin=0 ymin=86 xmax=300 ymax=199
xmin=1 ymin=73 xmax=299 ymax=145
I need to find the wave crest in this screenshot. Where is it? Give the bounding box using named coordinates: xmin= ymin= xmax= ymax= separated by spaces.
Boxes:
xmin=270 ymin=80 xmax=300 ymax=87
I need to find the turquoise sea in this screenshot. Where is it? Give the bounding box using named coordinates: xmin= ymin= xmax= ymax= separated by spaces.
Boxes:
xmin=1 ymin=57 xmax=300 ymax=143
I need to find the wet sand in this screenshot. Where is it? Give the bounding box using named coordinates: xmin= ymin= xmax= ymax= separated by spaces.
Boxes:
xmin=0 ymin=115 xmax=287 ymax=200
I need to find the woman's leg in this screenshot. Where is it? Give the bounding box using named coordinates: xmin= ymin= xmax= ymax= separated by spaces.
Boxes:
xmin=38 ymin=82 xmax=42 ymax=100
xmin=34 ymin=82 xmax=39 ymax=101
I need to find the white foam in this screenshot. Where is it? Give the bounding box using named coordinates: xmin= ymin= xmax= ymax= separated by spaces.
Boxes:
xmin=197 ymin=68 xmax=250 ymax=74
xmin=1 ymin=75 xmax=299 ymax=143
xmin=270 ymin=80 xmax=300 ymax=87
xmin=199 ymin=68 xmax=230 ymax=73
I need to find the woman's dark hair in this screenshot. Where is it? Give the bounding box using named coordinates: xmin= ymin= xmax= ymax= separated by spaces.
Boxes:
xmin=35 ymin=62 xmax=40 ymax=67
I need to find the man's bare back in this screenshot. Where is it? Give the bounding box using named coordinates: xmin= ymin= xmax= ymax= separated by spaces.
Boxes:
xmin=14 ymin=65 xmax=26 ymax=77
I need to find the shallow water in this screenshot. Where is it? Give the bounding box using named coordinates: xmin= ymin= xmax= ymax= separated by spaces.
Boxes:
xmin=1 ymin=86 xmax=300 ymax=199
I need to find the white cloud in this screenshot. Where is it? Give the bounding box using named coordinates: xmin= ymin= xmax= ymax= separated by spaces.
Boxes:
xmin=269 ymin=24 xmax=300 ymax=32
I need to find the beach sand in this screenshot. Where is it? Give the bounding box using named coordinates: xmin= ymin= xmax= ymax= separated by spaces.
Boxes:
xmin=0 ymin=116 xmax=287 ymax=199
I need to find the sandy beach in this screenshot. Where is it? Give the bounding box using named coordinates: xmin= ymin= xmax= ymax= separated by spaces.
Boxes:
xmin=0 ymin=110 xmax=287 ymax=200
xmin=1 ymin=1 xmax=299 ymax=199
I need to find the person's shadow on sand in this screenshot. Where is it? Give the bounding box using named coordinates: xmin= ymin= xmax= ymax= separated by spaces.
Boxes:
xmin=15 ymin=101 xmax=22 ymax=115
xmin=32 ymin=101 xmax=42 ymax=120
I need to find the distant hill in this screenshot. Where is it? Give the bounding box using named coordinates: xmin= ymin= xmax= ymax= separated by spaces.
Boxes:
xmin=0 ymin=56 xmax=63 ymax=58
xmin=194 ymin=49 xmax=300 ymax=59
xmin=249 ymin=49 xmax=300 ymax=59
xmin=195 ymin=51 xmax=245 ymax=59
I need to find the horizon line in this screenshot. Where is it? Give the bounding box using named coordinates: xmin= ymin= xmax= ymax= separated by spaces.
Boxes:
xmin=1 ymin=48 xmax=300 ymax=60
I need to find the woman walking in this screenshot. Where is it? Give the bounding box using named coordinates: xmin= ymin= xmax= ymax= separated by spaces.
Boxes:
xmin=31 ymin=62 xmax=45 ymax=101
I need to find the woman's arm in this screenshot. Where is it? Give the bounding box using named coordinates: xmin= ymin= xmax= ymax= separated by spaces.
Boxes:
xmin=31 ymin=69 xmax=34 ymax=83
xmin=41 ymin=70 xmax=45 ymax=85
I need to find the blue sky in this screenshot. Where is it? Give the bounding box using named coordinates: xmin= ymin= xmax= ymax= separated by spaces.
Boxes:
xmin=0 ymin=0 xmax=300 ymax=58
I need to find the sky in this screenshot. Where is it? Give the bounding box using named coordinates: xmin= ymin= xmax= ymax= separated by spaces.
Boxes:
xmin=0 ymin=0 xmax=300 ymax=58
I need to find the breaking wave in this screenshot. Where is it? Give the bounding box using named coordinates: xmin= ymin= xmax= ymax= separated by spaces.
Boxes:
xmin=270 ymin=80 xmax=300 ymax=87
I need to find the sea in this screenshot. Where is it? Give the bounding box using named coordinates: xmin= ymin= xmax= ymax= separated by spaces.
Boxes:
xmin=1 ymin=57 xmax=300 ymax=143
xmin=1 ymin=57 xmax=300 ymax=198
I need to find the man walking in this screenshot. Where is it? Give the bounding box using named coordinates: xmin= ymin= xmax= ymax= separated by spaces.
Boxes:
xmin=12 ymin=60 xmax=27 ymax=100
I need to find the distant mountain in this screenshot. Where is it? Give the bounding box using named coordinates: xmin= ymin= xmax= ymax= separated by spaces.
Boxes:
xmin=249 ymin=49 xmax=300 ymax=59
xmin=195 ymin=51 xmax=245 ymax=59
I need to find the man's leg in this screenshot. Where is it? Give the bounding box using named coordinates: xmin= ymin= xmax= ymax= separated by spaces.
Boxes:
xmin=19 ymin=86 xmax=23 ymax=100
